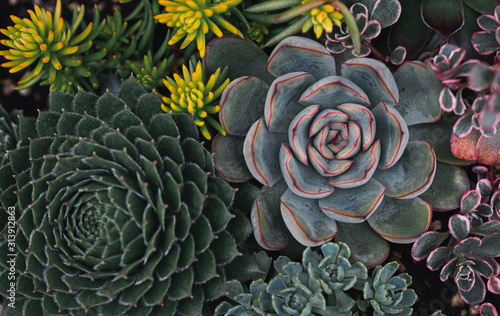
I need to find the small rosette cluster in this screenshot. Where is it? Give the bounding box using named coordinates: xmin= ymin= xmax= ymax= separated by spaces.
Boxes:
xmin=0 ymin=78 xmax=249 ymax=316
xmin=472 ymin=4 xmax=500 ymax=57
xmin=412 ymin=173 xmax=500 ymax=305
xmin=325 ymin=0 xmax=401 ymax=57
xmin=213 ymin=36 xmax=440 ymax=267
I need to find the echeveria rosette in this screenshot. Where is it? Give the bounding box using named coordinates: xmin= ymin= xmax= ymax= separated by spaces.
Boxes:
xmin=303 ymin=242 xmax=368 ymax=312
xmin=325 ymin=0 xmax=401 ymax=58
xmin=0 ymin=78 xmax=252 ymax=315
xmin=212 ymin=36 xmax=441 ymax=267
xmin=360 ymin=262 xmax=416 ymax=316
xmin=0 ymin=103 xmax=22 ymax=166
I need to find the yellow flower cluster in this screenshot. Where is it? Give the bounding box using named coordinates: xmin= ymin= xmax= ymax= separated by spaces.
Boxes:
xmin=302 ymin=0 xmax=343 ymax=38
xmin=157 ymin=61 xmax=229 ymax=140
xmin=155 ymin=0 xmax=243 ymax=57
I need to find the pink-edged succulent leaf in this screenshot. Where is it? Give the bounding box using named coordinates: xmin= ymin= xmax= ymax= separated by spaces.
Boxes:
xmin=477 ymin=14 xmax=499 ymax=31
xmin=477 ymin=232 xmax=500 ymax=257
xmin=341 ymin=58 xmax=399 ymax=106
xmin=492 ymin=192 xmax=500 ymax=214
xmin=476 ymin=125 xmax=500 ymax=165
xmin=336 ymin=121 xmax=362 ymax=159
xmin=480 ymin=302 xmax=499 ymax=316
xmin=460 ymin=190 xmax=481 ymax=214
xmin=458 ymin=271 xmax=486 ymax=305
xmin=212 ymin=134 xmax=253 ymax=182
xmin=477 ymin=179 xmax=493 ymax=197
xmin=265 ymin=72 xmax=315 ymax=133
xmin=337 ymin=103 xmax=376 ymax=151
xmin=426 ymin=246 xmax=453 ymax=271
xmin=267 ymin=36 xmax=336 ymax=80
xmin=312 ymin=129 xmax=336 ymax=160
xmin=279 ymin=143 xmax=335 ymax=199
xmin=453 ymin=113 xmax=474 ymax=137
xmin=389 ymin=46 xmax=406 ymax=65
xmin=251 ymin=180 xmax=290 ymax=250
xmin=471 ymin=258 xmax=495 ymax=277
xmin=472 ymin=31 xmax=500 ymax=55
xmin=371 ymin=102 xmax=409 ymax=170
xmin=454 ymin=88 xmax=467 ymax=116
xmin=412 ymin=231 xmax=450 ymax=261
xmin=439 ymin=86 xmax=457 ymax=112
xmin=469 ymin=63 xmax=495 ymax=92
xmin=307 ymin=145 xmax=353 ymax=177
xmin=371 ymin=0 xmax=401 ymax=28
xmin=449 ymin=214 xmax=471 ymax=241
xmin=393 ymin=61 xmax=443 ymax=126
xmin=440 ymin=258 xmax=458 ymax=281
xmin=243 ymin=118 xmax=288 ymax=187
xmin=335 ymin=221 xmax=389 ymax=268
xmin=299 ymin=76 xmax=370 ymax=109
xmin=318 ymin=178 xmax=385 ymax=223
xmin=476 ymin=219 xmax=500 ymax=238
xmin=288 ymin=104 xmax=319 ymax=165
xmin=373 ymin=140 xmax=436 ymax=199
xmin=328 ymin=140 xmax=381 ymax=189
xmin=220 ymin=76 xmax=269 ymax=136
xmin=476 ymin=204 xmax=494 ymax=217
xmin=487 ymin=277 xmax=500 ymax=295
xmin=421 ymin=0 xmax=464 ymax=37
xmin=450 ymin=128 xmax=481 ymax=162
xmin=455 ymin=261 xmax=479 ymax=292
xmin=309 ymin=109 xmax=349 ymax=135
xmin=366 ymin=196 xmax=432 ymax=244
xmin=205 ymin=36 xmax=274 ymax=84
xmin=362 ymin=20 xmax=382 ymax=40
xmin=453 ymin=237 xmax=482 ymax=255
xmin=409 ymin=119 xmax=473 ymax=165
xmin=419 ymin=163 xmax=469 ymax=211
xmin=280 ymin=188 xmax=338 ymax=247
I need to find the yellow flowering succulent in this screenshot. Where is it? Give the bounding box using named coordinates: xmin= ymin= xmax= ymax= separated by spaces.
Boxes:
xmin=157 ymin=61 xmax=229 ymax=140
xmin=0 ymin=0 xmax=97 ymax=90
xmin=155 ymin=0 xmax=244 ymax=57
xmin=301 ymin=0 xmax=343 ymax=38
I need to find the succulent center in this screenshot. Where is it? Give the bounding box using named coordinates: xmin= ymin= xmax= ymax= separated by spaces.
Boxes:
xmin=286 ymin=292 xmax=308 ymax=311
xmin=456 ymin=264 xmax=474 ymax=281
xmin=324 ymin=263 xmax=344 ymax=282
xmin=374 ymin=284 xmax=396 ymax=305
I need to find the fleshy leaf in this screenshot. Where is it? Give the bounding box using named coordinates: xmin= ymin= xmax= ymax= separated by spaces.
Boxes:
xmin=251 ymin=180 xmax=290 ymax=250
xmin=449 ymin=214 xmax=471 ymax=241
xmin=412 ymin=231 xmax=450 ymax=261
xmin=267 ymin=36 xmax=336 ymax=80
xmin=393 ymin=61 xmax=443 ymax=125
xmin=337 ymin=103 xmax=376 ymax=151
xmin=421 ymin=0 xmax=464 ymax=37
xmin=279 ymin=143 xmax=335 ymax=198
xmin=367 ymin=196 xmax=432 ymax=243
xmin=335 ymin=221 xmax=389 ymax=268
xmin=458 ymin=272 xmax=485 ymax=305
xmin=419 ymin=163 xmax=469 ymax=211
xmin=476 ymin=128 xmax=500 ymax=165
xmin=450 ymin=128 xmax=481 ymax=162
xmin=280 ymin=189 xmax=338 ymax=247
xmin=265 ymin=72 xmax=315 ymax=133
xmin=460 ymin=190 xmax=481 ymax=214
xmin=342 ymin=58 xmax=399 ymax=105
xmin=426 ymin=247 xmax=453 ymax=271
xmin=319 ymin=178 xmax=386 ymax=223
xmin=244 ymin=118 xmax=288 ymax=187
xmin=219 ymin=76 xmax=269 ymax=136
xmin=299 ymin=76 xmax=370 ymax=109
xmin=373 ymin=140 xmax=436 ymax=199
xmin=212 ymin=134 xmax=253 ymax=182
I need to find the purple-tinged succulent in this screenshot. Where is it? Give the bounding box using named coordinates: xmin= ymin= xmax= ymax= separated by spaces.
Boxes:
xmin=206 ymin=35 xmax=470 ymax=267
xmin=481 ymin=303 xmax=499 ymax=316
xmin=325 ymin=0 xmax=401 ymax=57
xmin=472 ymin=4 xmax=500 ymax=56
xmin=412 ymin=176 xmax=500 ymax=305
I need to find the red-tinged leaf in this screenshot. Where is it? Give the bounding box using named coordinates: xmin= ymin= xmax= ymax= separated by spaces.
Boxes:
xmin=337 ymin=104 xmax=375 ymax=151
xmin=449 ymin=214 xmax=471 ymax=241
xmin=460 ymin=190 xmax=481 ymax=214
xmin=450 ymin=128 xmax=481 ymax=162
xmin=280 ymin=188 xmax=337 ymax=247
xmin=288 ymin=104 xmax=319 ymax=165
xmin=412 ymin=231 xmax=450 ymax=261
xmin=476 ymin=128 xmax=500 ymax=165
xmin=307 ymin=145 xmax=353 ymax=177
xmin=319 ymin=178 xmax=385 ymax=223
xmin=421 ymin=0 xmax=464 ymax=37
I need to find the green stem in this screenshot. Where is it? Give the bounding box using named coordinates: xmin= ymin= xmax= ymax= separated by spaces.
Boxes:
xmin=335 ymin=1 xmax=361 ymax=56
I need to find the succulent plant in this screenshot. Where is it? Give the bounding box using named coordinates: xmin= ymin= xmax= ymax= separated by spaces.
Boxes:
xmin=472 ymin=4 xmax=500 ymax=56
xmin=154 ymin=0 xmax=244 ymax=57
xmin=360 ymin=262 xmax=416 ymax=316
xmin=412 ymin=176 xmax=500 ymax=305
xmin=207 ymin=35 xmax=470 ymax=267
xmin=0 ymin=104 xmax=22 ymax=166
xmin=215 ymin=242 xmax=416 ymax=315
xmin=156 ymin=59 xmax=229 ymax=140
xmin=0 ymin=78 xmax=252 ymax=315
xmin=325 ymin=0 xmax=401 ymax=57
xmin=480 ymin=303 xmax=499 ymax=316
xmin=0 ymin=0 xmax=104 ymax=92
xmin=126 ymin=51 xmax=173 ymax=91
xmin=300 ymin=0 xmax=344 ymax=39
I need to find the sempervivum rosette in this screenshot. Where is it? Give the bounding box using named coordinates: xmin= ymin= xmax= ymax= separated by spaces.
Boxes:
xmin=208 ymin=36 xmax=469 ymax=267
xmin=0 ymin=78 xmax=251 ymax=315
